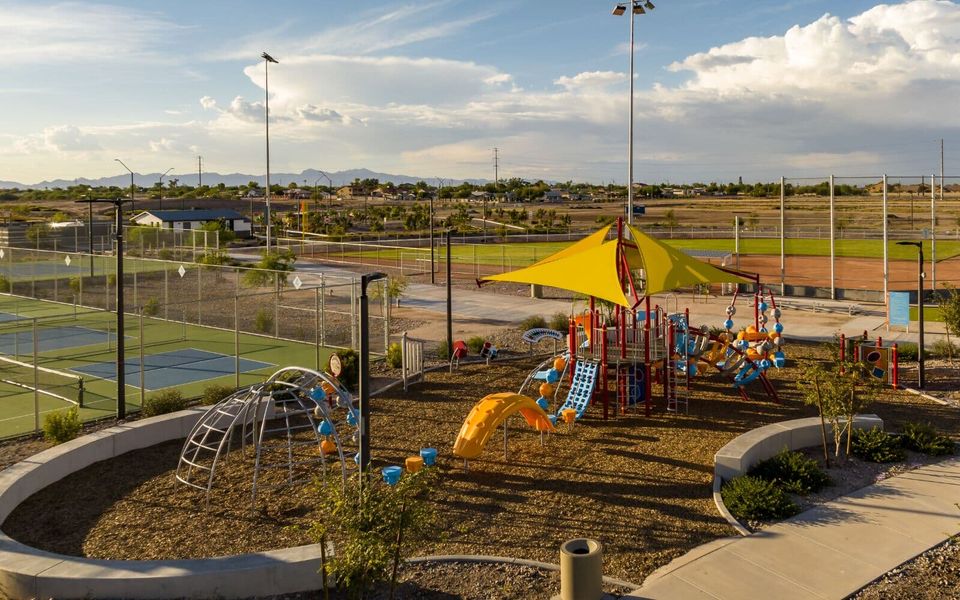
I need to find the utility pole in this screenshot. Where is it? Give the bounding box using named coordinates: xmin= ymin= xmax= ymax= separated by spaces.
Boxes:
xmin=197 ymin=156 xmax=203 ymax=189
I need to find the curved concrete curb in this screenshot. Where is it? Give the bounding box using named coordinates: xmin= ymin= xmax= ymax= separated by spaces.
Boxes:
xmin=712 ymin=414 xmax=883 ymax=536
xmin=0 ymin=408 xmax=330 ymax=599
xmin=408 ymin=555 xmax=639 ymax=589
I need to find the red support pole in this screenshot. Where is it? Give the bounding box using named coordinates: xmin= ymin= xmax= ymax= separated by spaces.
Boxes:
xmin=589 ymin=296 xmax=595 ymax=354
xmin=891 ymin=343 xmax=898 ymax=388
xmin=876 ymin=336 xmax=882 ymax=348
xmin=568 ymin=318 xmax=576 ymax=385
xmin=839 ymin=333 xmax=845 ymax=363
xmin=601 ymin=325 xmax=609 ymax=420
xmin=754 ymin=291 xmax=760 ymax=330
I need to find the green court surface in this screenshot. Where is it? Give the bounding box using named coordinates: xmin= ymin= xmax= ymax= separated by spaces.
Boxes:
xmin=330 ymin=237 xmax=960 ymax=267
xmin=0 ymin=295 xmax=334 ymax=440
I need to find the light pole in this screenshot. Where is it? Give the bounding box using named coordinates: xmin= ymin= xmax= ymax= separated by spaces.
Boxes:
xmin=81 ymin=198 xmax=131 ymax=419
xmin=432 ymin=178 xmax=445 ymax=285
xmin=897 ymin=241 xmax=925 ymax=389
xmin=358 ymin=271 xmax=387 ymax=479
xmin=262 ymin=51 xmax=279 ymax=253
xmin=115 ymin=158 xmax=136 ymax=216
xmin=612 ymin=0 xmax=654 ymax=225
xmin=158 ymin=168 xmax=173 ymax=211
xmin=76 ymin=197 xmax=96 ymax=277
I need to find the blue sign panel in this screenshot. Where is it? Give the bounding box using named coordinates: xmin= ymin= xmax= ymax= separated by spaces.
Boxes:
xmin=888 ymin=291 xmax=910 ymax=326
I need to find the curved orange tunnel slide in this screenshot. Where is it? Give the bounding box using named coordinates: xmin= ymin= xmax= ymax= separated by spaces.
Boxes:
xmin=453 ymin=393 xmax=555 ymax=460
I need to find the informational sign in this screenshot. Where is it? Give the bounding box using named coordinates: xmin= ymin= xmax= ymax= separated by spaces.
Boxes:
xmin=888 ymin=291 xmax=910 ymax=327
xmin=624 ymin=205 xmax=646 ymax=216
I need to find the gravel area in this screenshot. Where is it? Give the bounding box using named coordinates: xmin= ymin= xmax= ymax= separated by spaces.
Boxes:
xmin=1 ymin=340 xmax=958 ymax=596
xmin=852 ymin=536 xmax=960 ymax=600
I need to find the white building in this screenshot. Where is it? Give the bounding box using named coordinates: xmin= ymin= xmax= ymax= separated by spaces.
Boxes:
xmin=131 ymin=209 xmax=251 ymax=237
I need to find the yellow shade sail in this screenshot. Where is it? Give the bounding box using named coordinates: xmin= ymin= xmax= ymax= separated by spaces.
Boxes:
xmin=481 ymin=224 xmax=753 ymax=305
xmin=625 ymin=224 xmax=751 ymax=296
xmin=483 ymin=240 xmax=632 ymax=307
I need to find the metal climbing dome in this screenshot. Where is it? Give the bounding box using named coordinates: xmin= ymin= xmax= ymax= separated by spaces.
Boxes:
xmin=176 ymin=366 xmax=359 ymax=505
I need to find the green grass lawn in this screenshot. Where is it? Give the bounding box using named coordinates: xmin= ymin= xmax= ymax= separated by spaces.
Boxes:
xmin=0 ymin=295 xmax=334 ymax=439
xmin=327 ymin=237 xmax=960 ymax=268
xmin=909 ymin=306 xmax=944 ymax=322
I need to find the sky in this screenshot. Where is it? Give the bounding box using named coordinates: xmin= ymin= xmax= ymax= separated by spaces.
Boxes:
xmin=0 ymin=0 xmax=958 ymax=185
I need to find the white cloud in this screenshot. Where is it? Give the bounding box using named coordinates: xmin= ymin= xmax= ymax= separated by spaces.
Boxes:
xmin=554 ymin=71 xmax=626 ymax=91
xmin=0 ymin=2 xmax=184 ymax=65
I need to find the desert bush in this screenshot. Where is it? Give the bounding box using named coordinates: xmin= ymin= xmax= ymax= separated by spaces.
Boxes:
xmin=201 ymin=385 xmax=235 ymax=406
xmin=519 ymin=315 xmax=548 ymax=331
xmin=142 ymin=297 xmax=160 ymax=317
xmin=142 ymin=390 xmax=187 ymax=417
xmin=107 ymin=274 xmax=117 ymax=286
xmin=436 ymin=338 xmax=450 ymax=360
xmin=721 ymin=475 xmax=800 ymax=521
xmin=43 ymin=407 xmax=82 ymax=444
xmin=0 ymin=274 xmax=11 ymax=293
xmin=851 ymin=427 xmax=905 ymax=463
xmin=901 ymin=422 xmax=955 ymax=456
xmin=332 ymin=349 xmax=359 ymax=391
xmin=386 ymin=342 xmax=403 ymax=369
xmin=895 ymin=342 xmax=918 ymax=361
xmin=68 ymin=277 xmax=81 ymax=294
xmin=929 ymin=339 xmax=959 ymax=360
xmin=254 ymin=308 xmax=274 ymax=334
xmin=748 ymin=448 xmax=831 ymax=495
xmin=466 ymin=336 xmax=486 ymax=354
xmin=549 ymin=312 xmax=570 ymax=332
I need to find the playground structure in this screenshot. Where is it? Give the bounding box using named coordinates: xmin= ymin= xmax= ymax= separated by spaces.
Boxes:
xmin=839 ymin=332 xmax=901 ymax=388
xmin=454 ymin=219 xmax=789 ymax=461
xmin=176 ymin=366 xmax=359 ymax=505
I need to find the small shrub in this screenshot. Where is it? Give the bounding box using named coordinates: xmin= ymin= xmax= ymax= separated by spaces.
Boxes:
xmin=895 ymin=342 xmax=918 ymax=361
xmin=142 ymin=389 xmax=187 ymax=417
xmin=332 ymin=349 xmax=359 ymax=391
xmin=0 ymin=275 xmax=11 ymax=293
xmin=68 ymin=277 xmax=81 ymax=294
xmin=901 ymin=422 xmax=955 ymax=456
xmin=254 ymin=308 xmax=274 ymax=334
xmin=142 ymin=297 xmax=160 ymax=317
xmin=43 ymin=407 xmax=82 ymax=444
xmin=106 ymin=273 xmax=117 ymax=286
xmin=851 ymin=427 xmax=905 ymax=463
xmin=436 ymin=338 xmax=450 ymax=360
xmin=549 ymin=312 xmax=570 ymax=332
xmin=158 ymin=248 xmax=175 ymax=260
xmin=386 ymin=342 xmax=402 ymax=369
xmin=466 ymin=336 xmax=486 ymax=354
xmin=748 ymin=448 xmax=831 ymax=495
xmin=721 ymin=475 xmax=800 ymax=521
xmin=201 ymin=385 xmax=235 ymax=406
xmin=929 ymin=338 xmax=958 ymax=360
xmin=519 ymin=315 xmax=548 ymax=331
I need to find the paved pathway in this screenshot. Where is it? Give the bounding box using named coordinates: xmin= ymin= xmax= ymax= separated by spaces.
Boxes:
xmin=627 ymin=457 xmax=960 ymax=599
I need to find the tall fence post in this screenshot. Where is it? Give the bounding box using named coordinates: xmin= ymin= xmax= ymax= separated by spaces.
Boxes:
xmin=779 ymin=176 xmax=785 ymax=296
xmin=882 ymin=174 xmax=889 ymax=297
xmin=163 ymin=267 xmax=169 ymax=321
xmin=32 ymin=318 xmax=39 ymax=433
xmin=274 ymin=273 xmax=280 ymax=339
xmin=139 ymin=307 xmax=145 ymax=408
xmin=383 ymin=280 xmax=390 ymax=354
xmin=351 ymin=277 xmax=358 ymax=351
xmin=197 ymin=266 xmax=202 ymax=326
xmin=932 ymin=173 xmax=937 ymax=290
xmin=320 ymin=273 xmax=326 ymax=348
xmin=829 ymin=175 xmax=836 ymax=300
xmin=315 ymin=286 xmax=321 ymax=371
xmin=235 ymin=295 xmax=241 ymax=388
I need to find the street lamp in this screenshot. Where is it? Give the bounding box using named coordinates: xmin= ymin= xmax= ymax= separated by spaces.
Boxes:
xmin=612 ymin=0 xmax=654 ymax=225
xmin=76 ymin=197 xmax=96 ymax=277
xmin=262 ymin=51 xmax=279 ymax=253
xmin=158 ymin=168 xmax=173 ymax=211
xmin=77 ymin=198 xmax=131 ymax=419
xmin=897 ymin=241 xmax=925 ymax=389
xmin=432 ymin=178 xmax=445 ymax=285
xmin=358 ymin=271 xmax=388 ymax=479
xmin=114 ymin=158 xmax=136 ymax=215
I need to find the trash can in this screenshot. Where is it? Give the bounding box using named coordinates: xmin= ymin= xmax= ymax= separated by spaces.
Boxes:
xmin=559 ymin=538 xmax=603 ymax=600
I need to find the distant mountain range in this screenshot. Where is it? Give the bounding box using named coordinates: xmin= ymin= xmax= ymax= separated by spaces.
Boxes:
xmin=0 ymin=168 xmax=492 ymax=190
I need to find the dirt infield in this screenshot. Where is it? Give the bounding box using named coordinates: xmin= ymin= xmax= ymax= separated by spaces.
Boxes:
xmin=738 ymin=254 xmax=960 ymax=291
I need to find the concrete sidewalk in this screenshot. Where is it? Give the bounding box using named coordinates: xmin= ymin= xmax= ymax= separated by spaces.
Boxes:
xmin=627 ymin=457 xmax=960 ymax=599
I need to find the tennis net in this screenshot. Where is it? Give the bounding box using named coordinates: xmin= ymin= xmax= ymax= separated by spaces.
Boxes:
xmin=0 ymin=353 xmax=85 ymax=406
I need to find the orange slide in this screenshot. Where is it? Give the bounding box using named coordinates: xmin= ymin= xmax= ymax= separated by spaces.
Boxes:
xmin=453 ymin=393 xmax=555 ymax=460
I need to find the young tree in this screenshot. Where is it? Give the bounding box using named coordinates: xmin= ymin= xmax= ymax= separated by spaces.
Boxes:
xmin=800 ymin=346 xmax=881 ymax=459
xmin=938 ymin=284 xmax=960 ymax=362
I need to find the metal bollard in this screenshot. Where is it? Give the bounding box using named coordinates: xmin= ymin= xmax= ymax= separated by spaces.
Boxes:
xmin=559 ymin=538 xmax=603 ymax=600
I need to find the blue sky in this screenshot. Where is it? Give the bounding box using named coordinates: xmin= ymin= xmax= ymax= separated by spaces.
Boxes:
xmin=0 ymin=0 xmax=957 ymax=184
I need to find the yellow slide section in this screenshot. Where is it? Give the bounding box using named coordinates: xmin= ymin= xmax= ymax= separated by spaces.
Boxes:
xmin=453 ymin=393 xmax=555 ymax=460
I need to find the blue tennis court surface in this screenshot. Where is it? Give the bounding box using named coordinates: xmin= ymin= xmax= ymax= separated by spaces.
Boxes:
xmin=0 ymin=325 xmax=116 ymax=354
xmin=0 ymin=312 xmax=22 ymax=323
xmin=72 ymin=348 xmax=273 ymax=390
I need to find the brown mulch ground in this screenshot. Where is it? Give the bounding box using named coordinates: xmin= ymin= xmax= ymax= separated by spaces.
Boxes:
xmin=2 ymin=341 xmax=959 ymax=593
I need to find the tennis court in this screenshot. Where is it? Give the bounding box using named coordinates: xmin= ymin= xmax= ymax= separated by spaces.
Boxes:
xmin=0 ymin=295 xmax=336 ymax=439
xmin=73 ymin=348 xmax=272 ymax=390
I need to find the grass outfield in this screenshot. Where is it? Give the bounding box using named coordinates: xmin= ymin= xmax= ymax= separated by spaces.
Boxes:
xmin=0 ymin=295 xmax=334 ymax=440
xmin=329 ymin=237 xmax=960 ymax=267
